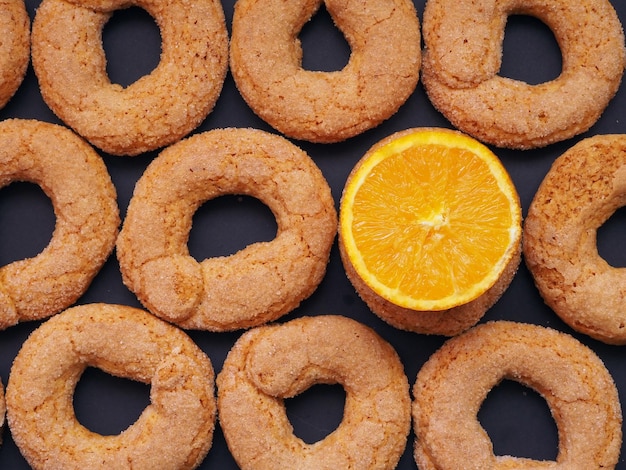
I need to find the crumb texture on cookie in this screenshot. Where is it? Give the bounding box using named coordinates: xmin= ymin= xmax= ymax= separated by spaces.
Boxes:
xmin=117 ymin=128 xmax=337 ymax=331
xmin=230 ymin=0 xmax=420 ymax=143
xmin=0 ymin=119 xmax=119 ymax=329
xmin=421 ymin=0 xmax=626 ymax=149
xmin=413 ymin=321 xmax=622 ymax=469
xmin=6 ymin=303 xmax=216 ymax=470
xmin=524 ymin=134 xmax=626 ymax=344
xmin=217 ymin=315 xmax=411 ymax=469
xmin=31 ymin=0 xmax=229 ymax=156
xmin=0 ymin=0 xmax=30 ymax=110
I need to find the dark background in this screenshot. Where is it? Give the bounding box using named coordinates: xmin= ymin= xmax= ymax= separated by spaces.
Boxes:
xmin=1 ymin=0 xmax=625 ymax=467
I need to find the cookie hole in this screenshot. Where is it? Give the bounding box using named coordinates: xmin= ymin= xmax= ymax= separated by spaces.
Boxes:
xmin=286 ymin=384 xmax=346 ymax=444
xmin=74 ymin=367 xmax=151 ymax=436
xmin=0 ymin=182 xmax=55 ymax=265
xmin=478 ymin=379 xmax=558 ymax=460
xmin=500 ymin=15 xmax=562 ymax=85
xmin=188 ymin=195 xmax=278 ymax=260
xmin=102 ymin=6 xmax=161 ymax=88
xmin=299 ymin=4 xmax=351 ymax=72
xmin=597 ymin=206 xmax=626 ymax=267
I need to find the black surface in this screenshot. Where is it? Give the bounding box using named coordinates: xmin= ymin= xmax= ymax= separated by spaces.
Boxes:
xmin=1 ymin=0 xmax=626 ymax=468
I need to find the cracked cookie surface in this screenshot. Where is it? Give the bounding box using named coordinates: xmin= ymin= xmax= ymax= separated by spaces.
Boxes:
xmin=31 ymin=0 xmax=228 ymax=156
xmin=6 ymin=303 xmax=216 ymax=470
xmin=117 ymin=128 xmax=337 ymax=331
xmin=0 ymin=119 xmax=119 ymax=329
xmin=413 ymin=321 xmax=622 ymax=469
xmin=0 ymin=0 xmax=29 ymax=110
xmin=230 ymin=0 xmax=420 ymax=143
xmin=524 ymin=135 xmax=626 ymax=344
xmin=217 ymin=315 xmax=411 ymax=469
xmin=421 ymin=0 xmax=625 ymax=149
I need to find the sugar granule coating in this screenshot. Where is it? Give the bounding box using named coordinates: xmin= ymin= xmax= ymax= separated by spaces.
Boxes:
xmin=6 ymin=303 xmax=217 ymax=470
xmin=31 ymin=0 xmax=229 ymax=156
xmin=116 ymin=128 xmax=337 ymax=331
xmin=230 ymin=0 xmax=421 ymax=143
xmin=413 ymin=321 xmax=622 ymax=469
xmin=421 ymin=0 xmax=626 ymax=149
xmin=0 ymin=0 xmax=29 ymax=110
xmin=217 ymin=315 xmax=411 ymax=470
xmin=524 ymin=135 xmax=626 ymax=345
xmin=0 ymin=119 xmax=120 ymax=330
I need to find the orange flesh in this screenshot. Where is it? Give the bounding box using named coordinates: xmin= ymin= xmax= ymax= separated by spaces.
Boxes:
xmin=342 ymin=133 xmax=520 ymax=310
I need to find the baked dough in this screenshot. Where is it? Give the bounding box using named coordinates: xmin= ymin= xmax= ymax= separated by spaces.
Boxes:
xmin=217 ymin=315 xmax=411 ymax=469
xmin=230 ymin=0 xmax=420 ymax=143
xmin=421 ymin=0 xmax=626 ymax=149
xmin=413 ymin=321 xmax=622 ymax=469
xmin=0 ymin=0 xmax=30 ymax=109
xmin=117 ymin=128 xmax=337 ymax=331
xmin=524 ymin=134 xmax=626 ymax=344
xmin=6 ymin=303 xmax=216 ymax=469
xmin=0 ymin=119 xmax=119 ymax=329
xmin=31 ymin=0 xmax=229 ymax=155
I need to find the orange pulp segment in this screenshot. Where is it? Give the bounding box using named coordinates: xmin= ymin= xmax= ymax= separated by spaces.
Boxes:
xmin=339 ymin=128 xmax=522 ymax=311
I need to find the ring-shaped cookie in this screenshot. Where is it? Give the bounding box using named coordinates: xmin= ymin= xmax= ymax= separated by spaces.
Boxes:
xmin=6 ymin=303 xmax=216 ymax=470
xmin=0 ymin=0 xmax=30 ymax=109
xmin=524 ymin=135 xmax=626 ymax=344
xmin=413 ymin=321 xmax=622 ymax=469
xmin=116 ymin=128 xmax=337 ymax=331
xmin=0 ymin=119 xmax=119 ymax=329
xmin=31 ymin=0 xmax=228 ymax=156
xmin=217 ymin=315 xmax=411 ymax=469
xmin=230 ymin=0 xmax=421 ymax=143
xmin=421 ymin=0 xmax=626 ymax=149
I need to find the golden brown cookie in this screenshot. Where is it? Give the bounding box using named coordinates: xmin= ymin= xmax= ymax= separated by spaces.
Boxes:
xmin=230 ymin=0 xmax=420 ymax=143
xmin=421 ymin=0 xmax=626 ymax=149
xmin=117 ymin=128 xmax=337 ymax=331
xmin=31 ymin=0 xmax=228 ymax=156
xmin=0 ymin=119 xmax=119 ymax=330
xmin=413 ymin=321 xmax=622 ymax=469
xmin=217 ymin=315 xmax=411 ymax=469
xmin=0 ymin=0 xmax=30 ymax=109
xmin=6 ymin=303 xmax=216 ymax=470
xmin=524 ymin=135 xmax=626 ymax=344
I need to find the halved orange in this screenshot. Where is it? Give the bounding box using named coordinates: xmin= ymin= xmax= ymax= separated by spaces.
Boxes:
xmin=339 ymin=128 xmax=522 ymax=313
